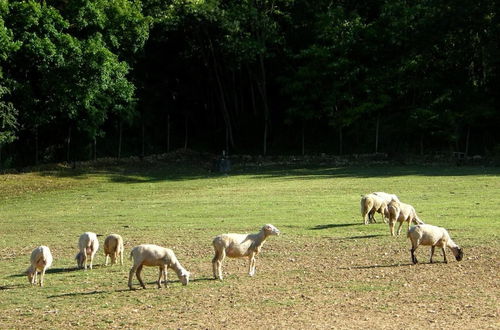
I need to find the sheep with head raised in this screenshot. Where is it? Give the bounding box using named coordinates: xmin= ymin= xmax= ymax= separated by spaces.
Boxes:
xmin=26 ymin=246 xmax=53 ymax=287
xmin=408 ymin=224 xmax=463 ymax=264
xmin=387 ymin=200 xmax=424 ymax=236
xmin=212 ymin=224 xmax=280 ymax=280
xmin=128 ymin=244 xmax=190 ymax=290
xmin=75 ymin=232 xmax=99 ymax=270
xmin=360 ymin=193 xmax=388 ymax=225
xmin=104 ymin=234 xmax=124 ymax=266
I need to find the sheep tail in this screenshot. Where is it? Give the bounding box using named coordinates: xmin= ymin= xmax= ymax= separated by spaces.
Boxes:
xmin=415 ymin=216 xmax=424 ymax=225
xmin=129 ymin=250 xmax=133 ymax=261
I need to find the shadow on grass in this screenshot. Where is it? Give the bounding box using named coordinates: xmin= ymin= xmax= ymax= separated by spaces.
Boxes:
xmin=34 ymin=162 xmax=500 ymax=184
xmin=0 ymin=284 xmax=25 ymax=290
xmin=340 ymin=263 xmax=413 ymax=269
xmin=48 ymin=290 xmax=107 ymax=298
xmin=310 ymin=223 xmax=359 ymax=230
xmin=346 ymin=234 xmax=384 ymax=239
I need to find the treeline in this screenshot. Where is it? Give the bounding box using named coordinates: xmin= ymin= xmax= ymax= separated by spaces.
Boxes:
xmin=0 ymin=0 xmax=499 ymax=167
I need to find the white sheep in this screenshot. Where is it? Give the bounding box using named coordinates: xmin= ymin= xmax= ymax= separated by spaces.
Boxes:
xmin=387 ymin=200 xmax=424 ymax=236
xmin=104 ymin=234 xmax=124 ymax=266
xmin=212 ymin=224 xmax=280 ymax=280
xmin=26 ymin=246 xmax=53 ymax=287
xmin=128 ymin=244 xmax=190 ymax=290
xmin=373 ymin=191 xmax=400 ymax=203
xmin=360 ymin=193 xmax=388 ymax=225
xmin=75 ymin=232 xmax=99 ymax=270
xmin=408 ymin=224 xmax=463 ymax=264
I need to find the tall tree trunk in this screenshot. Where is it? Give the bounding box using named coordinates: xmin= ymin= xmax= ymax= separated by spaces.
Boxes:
xmin=208 ymin=38 xmax=234 ymax=151
xmin=184 ymin=114 xmax=188 ymax=150
xmin=256 ymin=53 xmax=270 ymax=155
xmin=141 ymin=120 xmax=145 ymax=158
xmin=166 ymin=113 xmax=170 ymax=153
xmin=93 ymin=136 xmax=97 ymax=161
xmin=375 ymin=114 xmax=380 ymax=153
xmin=118 ymin=121 xmax=122 ymax=159
xmin=34 ymin=126 xmax=39 ymax=165
xmin=339 ymin=126 xmax=343 ymax=155
xmin=301 ymin=124 xmax=305 ymax=156
xmin=465 ymin=126 xmax=470 ymax=156
xmin=420 ymin=134 xmax=424 ymax=156
xmin=66 ymin=126 xmax=71 ymax=163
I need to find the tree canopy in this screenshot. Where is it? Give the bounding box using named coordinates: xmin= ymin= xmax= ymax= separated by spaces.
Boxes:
xmin=0 ymin=0 xmax=498 ymax=166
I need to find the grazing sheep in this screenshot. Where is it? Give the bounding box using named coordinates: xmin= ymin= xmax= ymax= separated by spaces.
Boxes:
xmin=75 ymin=232 xmax=99 ymax=270
xmin=26 ymin=246 xmax=53 ymax=287
xmin=373 ymin=191 xmax=400 ymax=203
xmin=104 ymin=234 xmax=124 ymax=266
xmin=212 ymin=224 xmax=280 ymax=280
xmin=408 ymin=224 xmax=463 ymax=264
xmin=387 ymin=200 xmax=424 ymax=236
xmin=360 ymin=194 xmax=388 ymax=225
xmin=128 ymin=244 xmax=190 ymax=290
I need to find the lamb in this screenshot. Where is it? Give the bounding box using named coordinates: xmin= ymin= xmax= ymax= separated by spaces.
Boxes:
xmin=75 ymin=232 xmax=99 ymax=270
xmin=212 ymin=224 xmax=280 ymax=280
xmin=26 ymin=246 xmax=53 ymax=287
xmin=360 ymin=193 xmax=388 ymax=225
xmin=408 ymin=224 xmax=463 ymax=264
xmin=128 ymin=244 xmax=190 ymax=290
xmin=387 ymin=200 xmax=424 ymax=236
xmin=104 ymin=234 xmax=124 ymax=266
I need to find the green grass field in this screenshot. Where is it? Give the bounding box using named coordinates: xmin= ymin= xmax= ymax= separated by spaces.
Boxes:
xmin=0 ymin=163 xmax=499 ymax=328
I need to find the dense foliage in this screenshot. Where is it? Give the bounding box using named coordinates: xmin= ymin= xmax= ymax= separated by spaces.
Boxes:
xmin=0 ymin=0 xmax=498 ymax=166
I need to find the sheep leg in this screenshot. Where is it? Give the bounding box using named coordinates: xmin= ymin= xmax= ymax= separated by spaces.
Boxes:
xmin=396 ymin=221 xmax=404 ymax=236
xmin=213 ymin=249 xmax=225 ymax=280
xmin=430 ymin=246 xmax=435 ymax=263
xmin=157 ymin=266 xmax=163 ymax=288
xmin=119 ymin=251 xmax=123 ymax=266
xmin=39 ymin=269 xmax=46 ymax=287
xmin=105 ymin=254 xmax=109 ymax=266
xmin=410 ymin=244 xmax=419 ymax=264
xmin=89 ymin=252 xmax=94 ymax=270
xmin=136 ymin=265 xmax=146 ymax=289
xmin=33 ymin=271 xmax=37 ymax=285
xmin=442 ymin=247 xmax=448 ymax=263
xmin=128 ymin=265 xmax=137 ymax=290
xmin=389 ymin=220 xmax=395 ymax=236
xmin=83 ymin=251 xmax=88 ymax=270
xmin=248 ymin=253 xmax=256 ymax=276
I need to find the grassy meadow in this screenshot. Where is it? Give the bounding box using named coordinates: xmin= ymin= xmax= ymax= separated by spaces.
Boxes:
xmin=0 ymin=163 xmax=499 ymax=328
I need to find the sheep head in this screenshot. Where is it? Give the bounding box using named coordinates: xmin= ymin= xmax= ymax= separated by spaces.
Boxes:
xmin=455 ymin=247 xmax=464 ymax=261
xmin=179 ymin=269 xmax=190 ymax=286
xmin=75 ymin=252 xmax=85 ymax=268
xmin=263 ymin=224 xmax=280 ymax=236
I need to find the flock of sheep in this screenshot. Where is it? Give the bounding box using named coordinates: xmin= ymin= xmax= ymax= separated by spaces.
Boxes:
xmin=25 ymin=192 xmax=463 ymax=288
xmin=361 ymin=191 xmax=464 ymax=264
xmin=25 ymin=224 xmax=281 ymax=288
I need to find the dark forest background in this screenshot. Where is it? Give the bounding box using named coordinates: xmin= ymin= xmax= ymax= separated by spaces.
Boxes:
xmin=1 ymin=0 xmax=499 ymax=167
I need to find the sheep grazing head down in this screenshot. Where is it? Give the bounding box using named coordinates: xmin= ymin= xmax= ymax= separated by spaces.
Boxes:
xmin=455 ymin=248 xmax=464 ymax=261
xmin=75 ymin=252 xmax=85 ymax=269
xmin=179 ymin=269 xmax=190 ymax=286
xmin=263 ymin=224 xmax=280 ymax=236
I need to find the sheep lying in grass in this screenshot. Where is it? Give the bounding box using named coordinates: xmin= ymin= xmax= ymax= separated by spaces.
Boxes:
xmin=387 ymin=200 xmax=424 ymax=236
xmin=75 ymin=232 xmax=99 ymax=270
xmin=212 ymin=224 xmax=280 ymax=280
xmin=360 ymin=194 xmax=388 ymax=225
xmin=408 ymin=224 xmax=463 ymax=264
xmin=26 ymin=246 xmax=53 ymax=287
xmin=104 ymin=234 xmax=124 ymax=266
xmin=128 ymin=244 xmax=190 ymax=290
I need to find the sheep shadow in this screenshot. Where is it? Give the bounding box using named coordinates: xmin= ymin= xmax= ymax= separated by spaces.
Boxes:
xmin=310 ymin=223 xmax=359 ymax=230
xmin=0 ymin=284 xmax=25 ymax=290
xmin=340 ymin=263 xmax=412 ymax=270
xmin=346 ymin=234 xmax=384 ymax=239
xmin=47 ymin=290 xmax=107 ymax=298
